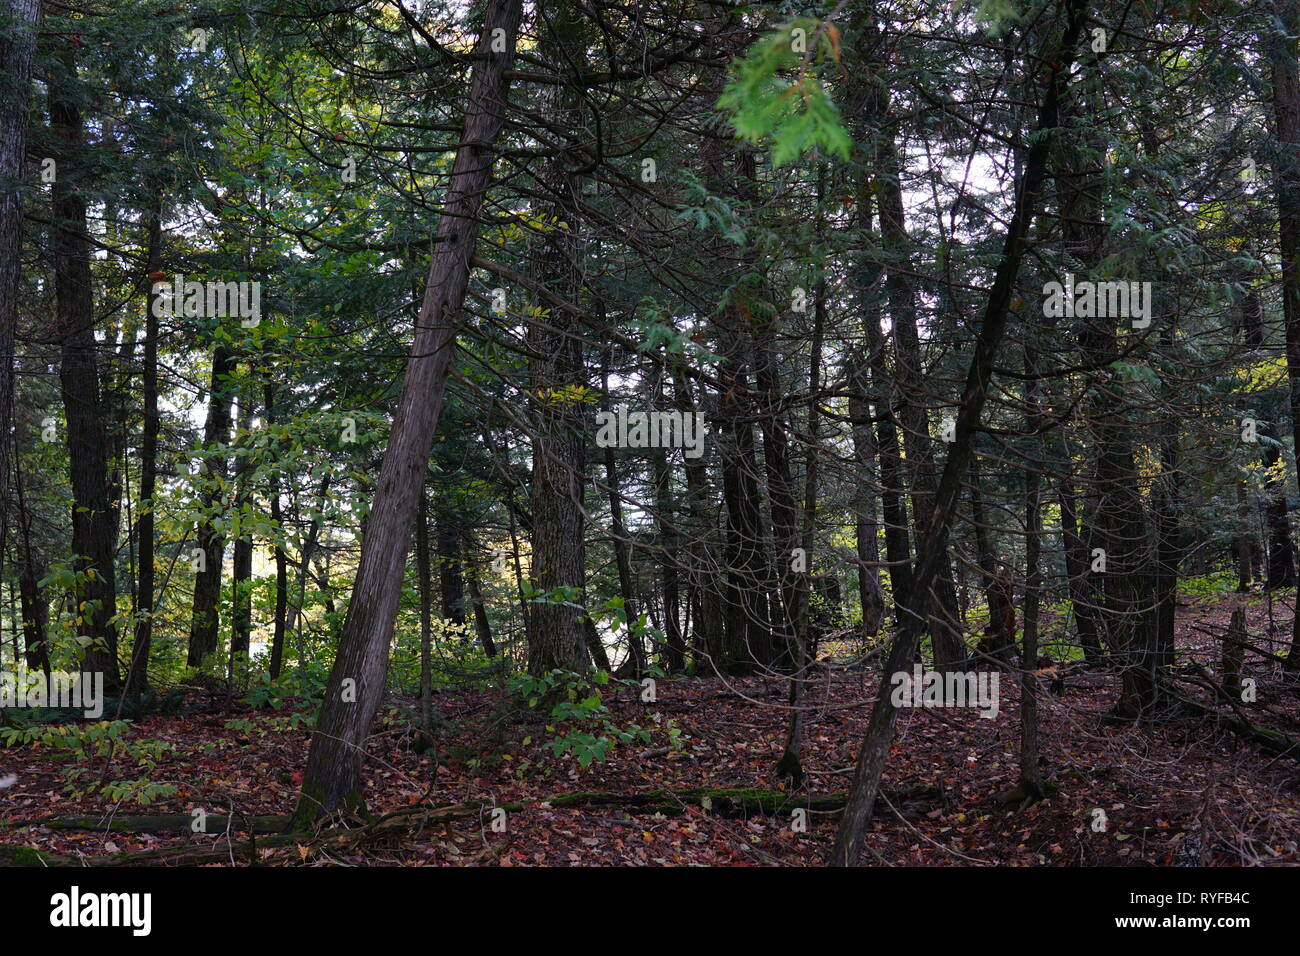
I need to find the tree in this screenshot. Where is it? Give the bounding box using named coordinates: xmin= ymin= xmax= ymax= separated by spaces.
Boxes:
xmin=291 ymin=0 xmax=524 ymax=828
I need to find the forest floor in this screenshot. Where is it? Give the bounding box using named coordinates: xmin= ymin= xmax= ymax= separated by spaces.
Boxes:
xmin=3 ymin=592 xmax=1299 ymax=866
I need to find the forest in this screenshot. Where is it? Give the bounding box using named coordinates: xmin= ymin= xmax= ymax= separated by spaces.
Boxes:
xmin=0 ymin=0 xmax=1298 ymax=878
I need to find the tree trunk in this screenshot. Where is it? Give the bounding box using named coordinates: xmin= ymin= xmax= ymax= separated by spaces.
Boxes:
xmin=464 ymin=553 xmax=496 ymax=658
xmin=1019 ymin=346 xmax=1047 ymax=799
xmin=525 ymin=5 xmax=593 ymax=677
xmin=864 ymin=28 xmax=965 ymax=670
xmin=777 ymin=264 xmax=825 ymax=785
xmin=1269 ymin=0 xmax=1300 ymax=668
xmin=830 ymin=0 xmax=1088 ymax=863
xmin=601 ymin=356 xmax=647 ymax=674
xmin=415 ymin=490 xmax=433 ymax=740
xmin=14 ymin=444 xmax=50 ymax=677
xmin=291 ymin=0 xmax=523 ymax=828
xmin=669 ymin=360 xmax=725 ymax=663
xmin=186 ymin=346 xmax=236 ymax=668
xmin=848 ymin=353 xmax=885 ymax=638
xmin=1058 ymin=479 xmax=1103 ymax=662
xmin=842 ymin=81 xmax=913 ymax=625
xmin=434 ymin=510 xmax=465 ymax=625
xmin=0 ymin=0 xmax=39 ymax=515
xmin=127 ymin=207 xmax=162 ymax=699
xmin=49 ymin=49 xmax=121 ymax=690
xmin=266 ymin=382 xmax=289 ymax=681
xmin=970 ymin=461 xmax=1016 ymax=664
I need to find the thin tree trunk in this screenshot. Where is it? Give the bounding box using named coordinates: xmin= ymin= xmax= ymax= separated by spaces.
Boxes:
xmin=848 ymin=353 xmax=885 ymax=637
xmin=14 ymin=441 xmax=50 ymax=677
xmin=777 ymin=263 xmax=825 ymax=785
xmin=970 ymin=461 xmax=1016 ymax=664
xmin=830 ymin=0 xmax=1088 ymax=863
xmin=601 ymin=355 xmax=646 ymax=674
xmin=464 ymin=553 xmax=496 ymax=658
xmin=416 ymin=489 xmax=433 ymax=741
xmin=1019 ymin=346 xmax=1046 ymax=799
xmin=186 ymin=346 xmax=236 ymax=668
xmin=669 ymin=360 xmax=725 ymax=663
xmin=127 ymin=206 xmax=162 ymax=699
xmin=1058 ymin=479 xmax=1103 ymax=661
xmin=265 ymin=387 xmax=289 ymax=681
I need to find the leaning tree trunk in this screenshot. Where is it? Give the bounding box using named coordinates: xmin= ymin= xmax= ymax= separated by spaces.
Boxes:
xmin=291 ymin=0 xmax=524 ymax=828
xmin=463 ymin=549 xmax=496 ymax=658
xmin=830 ymin=0 xmax=1088 ymax=864
xmin=861 ymin=22 xmax=965 ymax=670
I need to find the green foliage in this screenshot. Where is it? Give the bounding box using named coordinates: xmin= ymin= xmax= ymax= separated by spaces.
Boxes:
xmin=1179 ymin=572 xmax=1238 ymax=597
xmin=509 ymin=668 xmax=680 ymax=769
xmin=238 ymin=663 xmax=331 ymax=729
xmin=0 ymin=720 xmax=178 ymax=807
xmin=718 ymin=17 xmax=852 ymax=167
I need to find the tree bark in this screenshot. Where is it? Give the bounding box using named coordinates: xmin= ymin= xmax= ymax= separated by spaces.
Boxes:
xmin=1267 ymin=0 xmax=1300 ymax=668
xmin=830 ymin=0 xmax=1088 ymax=864
xmin=186 ymin=346 xmax=236 ymax=667
xmin=291 ymin=0 xmax=523 ymax=828
xmin=49 ymin=47 xmax=120 ymax=690
xmin=525 ymin=3 xmax=593 ymax=677
xmin=463 ymin=552 xmax=496 ymax=658
xmin=127 ymin=206 xmax=162 ymax=699
xmin=265 ymin=385 xmax=289 ymax=681
xmin=0 ymin=0 xmax=39 ymax=515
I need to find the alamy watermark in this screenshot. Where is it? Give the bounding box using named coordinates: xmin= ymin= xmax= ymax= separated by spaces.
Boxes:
xmin=1042 ymin=273 xmax=1152 ymax=328
xmin=1 ymin=667 xmax=104 ymax=718
xmin=889 ymin=665 xmax=1000 ymax=719
xmin=151 ymin=273 xmax=262 ymax=327
xmin=594 ymin=405 xmax=705 ymax=459
xmin=50 ymin=886 xmax=151 ymax=936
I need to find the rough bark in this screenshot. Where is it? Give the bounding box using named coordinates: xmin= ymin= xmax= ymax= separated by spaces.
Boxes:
xmin=291 ymin=0 xmax=523 ymax=828
xmin=0 ymin=0 xmax=39 ymax=515
xmin=1267 ymin=0 xmax=1300 ymax=668
xmin=49 ymin=48 xmax=120 ymax=690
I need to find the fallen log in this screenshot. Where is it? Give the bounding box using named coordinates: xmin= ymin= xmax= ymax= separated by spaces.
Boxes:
xmin=0 ymin=785 xmax=944 ymax=866
xmin=1 ymin=812 xmax=288 ymax=836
